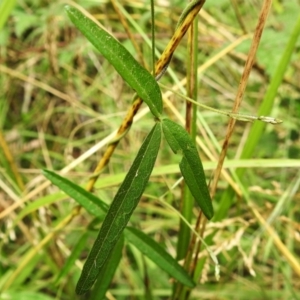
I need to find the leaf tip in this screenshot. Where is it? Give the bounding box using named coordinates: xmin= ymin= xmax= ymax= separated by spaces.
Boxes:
xmin=42 ymin=168 xmax=49 ymax=175
xmin=64 ymin=5 xmax=74 ymax=16
xmin=205 ymin=208 xmax=214 ymax=220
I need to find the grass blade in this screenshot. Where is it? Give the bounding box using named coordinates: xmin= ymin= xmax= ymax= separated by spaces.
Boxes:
xmin=65 ymin=5 xmax=162 ymax=117
xmin=125 ymin=227 xmax=195 ymax=288
xmin=179 ymin=156 xmax=213 ymax=220
xmin=0 ymin=0 xmax=16 ymax=31
xmin=162 ymin=118 xmax=213 ymax=219
xmin=76 ymin=123 xmax=161 ymax=294
xmin=241 ymin=13 xmax=300 ymax=160
xmin=42 ymin=169 xmax=108 ymax=217
xmin=55 ymin=232 xmax=89 ymax=284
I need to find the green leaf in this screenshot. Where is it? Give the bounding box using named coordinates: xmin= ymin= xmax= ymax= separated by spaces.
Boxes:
xmin=0 ymin=0 xmax=16 ymax=31
xmin=162 ymin=118 xmax=213 ymax=219
xmin=12 ymin=191 xmax=67 ymax=229
xmin=160 ymin=119 xmax=182 ymax=154
xmin=90 ymin=235 xmax=124 ymax=300
xmin=42 ymin=169 xmax=108 ymax=217
xmin=0 ymin=291 xmax=56 ymax=300
xmin=179 ymin=156 xmax=213 ymax=219
xmin=76 ymin=123 xmax=161 ymax=295
xmin=65 ymin=5 xmax=162 ymax=117
xmin=125 ymin=227 xmax=195 ymax=288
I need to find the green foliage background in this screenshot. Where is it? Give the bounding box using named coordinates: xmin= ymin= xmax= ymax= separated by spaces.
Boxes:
xmin=0 ymin=0 xmax=299 ymax=299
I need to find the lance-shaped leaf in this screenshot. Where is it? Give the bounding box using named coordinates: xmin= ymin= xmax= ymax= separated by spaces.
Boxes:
xmin=65 ymin=5 xmax=162 ymax=117
xmin=179 ymin=156 xmax=213 ymax=220
xmin=76 ymin=123 xmax=161 ymax=294
xmin=161 ymin=118 xmax=213 ymax=219
xmin=90 ymin=235 xmax=124 ymax=300
xmin=43 ymin=169 xmax=108 ymax=217
xmin=125 ymin=227 xmax=195 ymax=288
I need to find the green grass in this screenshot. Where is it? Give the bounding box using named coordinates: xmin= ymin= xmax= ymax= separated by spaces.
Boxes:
xmin=1 ymin=0 xmax=300 ymax=299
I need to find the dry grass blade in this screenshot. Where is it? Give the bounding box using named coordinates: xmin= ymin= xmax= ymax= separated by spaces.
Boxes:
xmin=249 ymin=203 xmax=300 ymax=277
xmin=209 ymin=0 xmax=273 ymax=198
xmin=0 ymin=129 xmax=24 ymax=190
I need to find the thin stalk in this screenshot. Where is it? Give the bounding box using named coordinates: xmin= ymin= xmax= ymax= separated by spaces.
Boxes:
xmin=209 ymin=0 xmax=273 ymax=203
xmin=174 ymin=8 xmax=199 ymax=300
xmin=175 ymin=11 xmax=197 ymax=261
xmin=111 ymin=0 xmax=145 ymax=66
xmin=150 ymin=0 xmax=155 ymax=75
xmin=215 ymin=8 xmax=300 ymax=221
xmin=159 ymin=83 xmax=282 ymax=125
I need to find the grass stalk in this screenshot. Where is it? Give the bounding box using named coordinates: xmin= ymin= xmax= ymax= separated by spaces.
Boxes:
xmin=215 ymin=9 xmax=300 ymax=220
